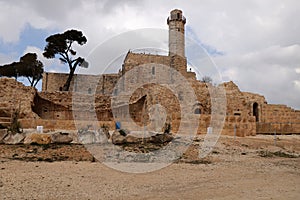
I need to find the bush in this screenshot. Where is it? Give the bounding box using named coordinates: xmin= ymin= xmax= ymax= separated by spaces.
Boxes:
xmin=8 ymin=109 xmax=22 ymax=133
xmin=163 ymin=122 xmax=171 ymax=134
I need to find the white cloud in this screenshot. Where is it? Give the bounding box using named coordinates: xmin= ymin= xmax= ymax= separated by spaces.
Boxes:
xmin=294 ymin=80 xmax=300 ymax=88
xmin=214 ymin=44 xmax=300 ymax=108
xmin=0 ymin=52 xmax=16 ymax=64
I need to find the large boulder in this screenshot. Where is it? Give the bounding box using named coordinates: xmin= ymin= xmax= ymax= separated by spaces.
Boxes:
xmin=0 ymin=129 xmax=8 ymax=144
xmin=125 ymin=134 xmax=143 ymax=144
xmin=111 ymin=131 xmax=126 ymax=145
xmin=24 ymin=133 xmax=51 ymax=145
xmin=51 ymin=132 xmax=73 ymax=144
xmin=150 ymin=133 xmax=174 ymax=143
xmin=78 ymin=129 xmax=108 ymax=144
xmin=111 ymin=130 xmax=174 ymax=145
xmin=3 ymin=133 xmax=25 ymax=144
xmin=78 ymin=131 xmax=96 ymax=144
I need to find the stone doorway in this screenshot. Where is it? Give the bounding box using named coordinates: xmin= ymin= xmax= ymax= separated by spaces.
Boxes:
xmin=253 ymin=102 xmax=259 ymax=122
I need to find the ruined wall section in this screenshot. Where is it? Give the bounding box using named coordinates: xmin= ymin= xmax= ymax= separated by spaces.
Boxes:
xmin=35 ymin=92 xmax=113 ymax=122
xmin=170 ymin=55 xmax=192 ymax=79
xmin=190 ymin=81 xmax=211 ymax=114
xmin=257 ymin=104 xmax=300 ymax=134
xmin=42 ymin=73 xmax=99 ymax=93
xmin=122 ymin=52 xmax=171 ymax=73
xmin=261 ymin=104 xmax=300 ymax=123
xmin=122 ymin=52 xmax=194 ymax=80
xmin=35 ymin=92 xmax=73 ymax=120
xmin=96 ymin=74 xmax=119 ymax=95
xmin=0 ymin=78 xmax=39 ymax=119
xmin=221 ymin=81 xmax=250 ymax=117
xmin=42 ymin=72 xmax=119 ymax=95
xmin=189 ymin=80 xmax=256 ymax=136
xmin=113 ymin=83 xmax=182 ymax=132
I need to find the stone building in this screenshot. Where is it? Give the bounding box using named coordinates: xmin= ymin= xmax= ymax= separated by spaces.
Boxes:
xmin=1 ymin=9 xmax=300 ymax=136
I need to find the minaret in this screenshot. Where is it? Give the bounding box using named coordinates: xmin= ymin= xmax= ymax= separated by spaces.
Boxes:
xmin=167 ymin=9 xmax=187 ymax=75
xmin=167 ymin=9 xmax=186 ymax=58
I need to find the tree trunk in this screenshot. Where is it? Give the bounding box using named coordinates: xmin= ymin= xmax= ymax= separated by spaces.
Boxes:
xmin=63 ymin=67 xmax=76 ymax=91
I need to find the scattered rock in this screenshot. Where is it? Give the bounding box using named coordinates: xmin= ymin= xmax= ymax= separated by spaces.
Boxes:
xmin=51 ymin=132 xmax=73 ymax=144
xmin=78 ymin=131 xmax=96 ymax=144
xmin=3 ymin=133 xmax=25 ymax=144
xmin=150 ymin=133 xmax=174 ymax=143
xmin=0 ymin=129 xmax=8 ymax=144
xmin=125 ymin=135 xmax=142 ymax=144
xmin=78 ymin=129 xmax=108 ymax=144
xmin=111 ymin=131 xmax=126 ymax=145
xmin=24 ymin=133 xmax=52 ymax=145
xmin=112 ymin=131 xmax=174 ymax=145
xmin=97 ymin=129 xmax=109 ymax=143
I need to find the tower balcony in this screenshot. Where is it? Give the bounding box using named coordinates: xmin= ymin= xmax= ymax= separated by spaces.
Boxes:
xmin=167 ymin=15 xmax=186 ymax=24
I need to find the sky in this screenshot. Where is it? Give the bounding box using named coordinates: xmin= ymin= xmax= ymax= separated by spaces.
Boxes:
xmin=0 ymin=0 xmax=299 ymax=109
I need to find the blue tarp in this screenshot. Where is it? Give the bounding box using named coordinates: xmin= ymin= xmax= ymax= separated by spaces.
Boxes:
xmin=115 ymin=121 xmax=121 ymax=129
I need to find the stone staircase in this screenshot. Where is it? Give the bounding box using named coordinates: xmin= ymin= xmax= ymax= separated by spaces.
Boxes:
xmin=0 ymin=117 xmax=11 ymax=128
xmin=0 ymin=106 xmax=12 ymax=128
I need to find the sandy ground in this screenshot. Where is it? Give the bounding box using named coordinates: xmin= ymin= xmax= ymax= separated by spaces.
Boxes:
xmin=0 ymin=135 xmax=299 ymax=199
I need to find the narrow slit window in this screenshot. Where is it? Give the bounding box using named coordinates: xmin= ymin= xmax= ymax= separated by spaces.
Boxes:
xmin=152 ymin=66 xmax=155 ymax=75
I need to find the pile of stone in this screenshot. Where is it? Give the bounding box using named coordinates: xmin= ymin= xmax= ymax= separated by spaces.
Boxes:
xmin=0 ymin=128 xmax=173 ymax=146
xmin=111 ymin=129 xmax=174 ymax=145
xmin=0 ymin=128 xmax=110 ymax=145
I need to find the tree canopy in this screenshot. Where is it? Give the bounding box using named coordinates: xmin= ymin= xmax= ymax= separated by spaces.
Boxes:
xmin=0 ymin=53 xmax=44 ymax=87
xmin=43 ymin=29 xmax=87 ymax=91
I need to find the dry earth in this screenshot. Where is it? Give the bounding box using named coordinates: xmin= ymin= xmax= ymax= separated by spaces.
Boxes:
xmin=0 ymin=135 xmax=299 ymax=199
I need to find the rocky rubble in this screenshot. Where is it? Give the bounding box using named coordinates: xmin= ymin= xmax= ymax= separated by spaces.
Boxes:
xmin=0 ymin=128 xmax=111 ymax=145
xmin=2 ymin=133 xmax=25 ymax=144
xmin=111 ymin=130 xmax=174 ymax=145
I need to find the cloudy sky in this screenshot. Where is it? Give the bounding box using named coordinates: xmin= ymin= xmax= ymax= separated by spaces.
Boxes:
xmin=0 ymin=0 xmax=299 ymax=109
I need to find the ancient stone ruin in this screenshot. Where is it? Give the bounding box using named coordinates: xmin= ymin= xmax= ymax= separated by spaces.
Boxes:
xmin=0 ymin=9 xmax=299 ymax=141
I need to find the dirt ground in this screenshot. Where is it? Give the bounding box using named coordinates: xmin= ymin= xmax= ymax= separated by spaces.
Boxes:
xmin=0 ymin=134 xmax=299 ymax=199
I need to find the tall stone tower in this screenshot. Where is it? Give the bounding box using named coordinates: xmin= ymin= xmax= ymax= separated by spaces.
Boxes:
xmin=167 ymin=9 xmax=186 ymax=58
xmin=167 ymin=9 xmax=187 ymax=75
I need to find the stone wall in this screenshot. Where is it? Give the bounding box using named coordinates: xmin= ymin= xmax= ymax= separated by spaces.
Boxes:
xmin=35 ymin=91 xmax=113 ymax=121
xmin=170 ymin=55 xmax=190 ymax=78
xmin=42 ymin=72 xmax=119 ymax=95
xmin=122 ymin=52 xmax=171 ymax=73
xmin=261 ymin=104 xmax=300 ymax=123
xmin=38 ymin=69 xmax=300 ymax=135
xmin=2 ymin=73 xmax=299 ymax=136
xmin=257 ymin=104 xmax=300 ymax=134
xmin=0 ymin=78 xmax=38 ymax=119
